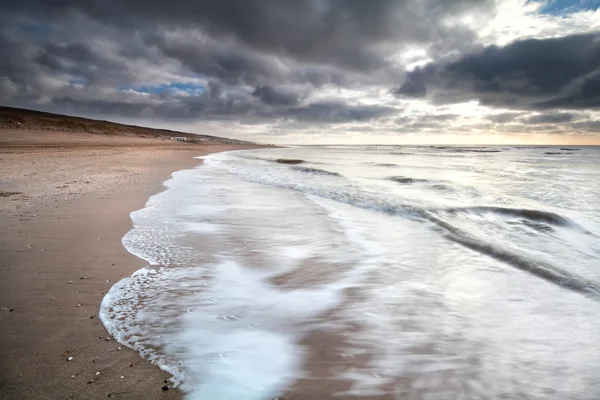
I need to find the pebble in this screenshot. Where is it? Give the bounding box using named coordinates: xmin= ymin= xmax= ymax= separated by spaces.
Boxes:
xmin=162 ymin=385 xmax=170 ymax=391
xmin=95 ymin=371 xmax=101 ymax=376
xmin=67 ymin=281 xmax=73 ymax=284
xmin=67 ymin=356 xmax=74 ymax=361
xmin=120 ymin=376 xmax=124 ymax=379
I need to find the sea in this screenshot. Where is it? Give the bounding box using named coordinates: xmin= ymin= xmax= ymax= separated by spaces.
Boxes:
xmin=100 ymin=145 xmax=600 ymax=400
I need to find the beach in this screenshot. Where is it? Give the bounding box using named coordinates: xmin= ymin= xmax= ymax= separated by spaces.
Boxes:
xmin=2 ymin=132 xmax=599 ymax=400
xmin=0 ymin=129 xmax=262 ymax=399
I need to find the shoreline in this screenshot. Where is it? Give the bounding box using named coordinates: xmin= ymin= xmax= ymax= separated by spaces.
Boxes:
xmin=0 ymin=132 xmax=264 ymax=399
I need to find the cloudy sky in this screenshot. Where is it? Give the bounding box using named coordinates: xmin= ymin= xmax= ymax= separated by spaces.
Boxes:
xmin=1 ymin=0 xmax=599 ymax=144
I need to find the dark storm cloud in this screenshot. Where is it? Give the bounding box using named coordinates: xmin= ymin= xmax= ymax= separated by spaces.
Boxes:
xmin=146 ymin=31 xmax=287 ymax=86
xmin=0 ymin=0 xmax=499 ymax=125
xmin=570 ymin=119 xmax=600 ymax=132
xmin=395 ymin=33 xmax=600 ymax=110
xmin=522 ymin=112 xmax=576 ymax=124
xmin=3 ymin=0 xmax=492 ymax=72
xmin=252 ymin=86 xmax=307 ymax=106
xmin=2 ymin=0 xmax=599 ymax=138
xmin=285 ymin=102 xmax=395 ymax=123
xmin=534 ymin=73 xmax=600 ymax=109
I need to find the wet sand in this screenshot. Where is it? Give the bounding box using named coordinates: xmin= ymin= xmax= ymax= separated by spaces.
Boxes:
xmin=0 ymin=130 xmax=263 ymax=399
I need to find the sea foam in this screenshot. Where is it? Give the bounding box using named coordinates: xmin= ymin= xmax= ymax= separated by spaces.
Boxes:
xmin=101 ymin=146 xmax=600 ymax=399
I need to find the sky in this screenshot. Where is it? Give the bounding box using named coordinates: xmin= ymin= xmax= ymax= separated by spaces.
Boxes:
xmin=0 ymin=0 xmax=599 ymax=144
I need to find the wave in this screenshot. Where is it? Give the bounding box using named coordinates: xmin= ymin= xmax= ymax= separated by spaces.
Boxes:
xmin=208 ymin=154 xmax=586 ymax=232
xmin=422 ymin=211 xmax=600 ymax=298
xmin=520 ymin=219 xmax=555 ymax=233
xmin=427 ymin=147 xmax=503 ymax=153
xmin=560 ymin=148 xmax=580 ymax=151
xmin=291 ymin=166 xmax=341 ymax=176
xmin=454 ymin=149 xmax=503 ymax=153
xmin=545 ymin=152 xmax=572 ymax=155
xmin=389 ymin=176 xmax=428 ymax=184
xmin=444 ymin=206 xmax=576 ymax=227
xmin=430 ymin=183 xmax=455 ymax=192
xmin=364 ymin=162 xmax=398 ymax=167
xmin=205 ymin=153 xmax=599 ymax=298
xmin=276 ymin=158 xmax=305 ymax=164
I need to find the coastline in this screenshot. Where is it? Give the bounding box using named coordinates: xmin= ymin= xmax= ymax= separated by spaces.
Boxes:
xmin=0 ymin=132 xmax=263 ymax=399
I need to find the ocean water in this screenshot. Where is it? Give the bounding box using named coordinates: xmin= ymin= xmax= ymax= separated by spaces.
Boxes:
xmin=101 ymin=145 xmax=600 ymax=399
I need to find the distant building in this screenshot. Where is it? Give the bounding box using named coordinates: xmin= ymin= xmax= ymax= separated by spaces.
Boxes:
xmin=170 ymin=137 xmax=187 ymax=141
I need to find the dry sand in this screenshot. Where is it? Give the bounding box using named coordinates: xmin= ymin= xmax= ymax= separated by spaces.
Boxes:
xmin=0 ymin=129 xmax=263 ymax=399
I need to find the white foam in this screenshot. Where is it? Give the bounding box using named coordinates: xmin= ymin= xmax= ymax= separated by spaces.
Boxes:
xmin=100 ymin=159 xmax=364 ymax=398
xmin=101 ymin=147 xmax=600 ymax=399
xmin=181 ymin=221 xmax=224 ymax=233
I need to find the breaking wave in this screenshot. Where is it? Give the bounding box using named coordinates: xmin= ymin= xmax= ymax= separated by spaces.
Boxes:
xmin=291 ymin=166 xmax=341 ymax=176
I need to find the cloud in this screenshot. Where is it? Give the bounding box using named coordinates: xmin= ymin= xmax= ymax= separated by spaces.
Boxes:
xmin=486 ymin=112 xmax=525 ymax=123
xmin=4 ymin=0 xmax=495 ymax=72
xmin=0 ymin=0 xmax=599 ymax=141
xmin=285 ymin=102 xmax=396 ymax=123
xmin=570 ymin=119 xmax=600 ymax=132
xmin=252 ymin=85 xmax=307 ymax=106
xmin=395 ymin=33 xmax=600 ymax=110
xmin=522 ymin=112 xmax=576 ymax=124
